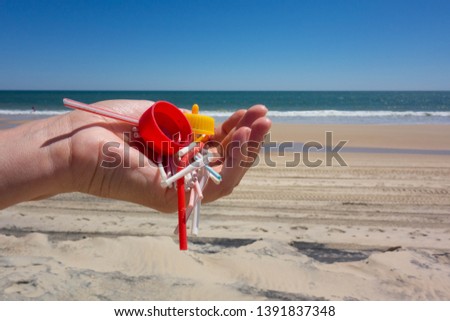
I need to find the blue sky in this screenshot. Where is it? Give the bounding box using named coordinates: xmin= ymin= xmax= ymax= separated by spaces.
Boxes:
xmin=1 ymin=0 xmax=449 ymax=90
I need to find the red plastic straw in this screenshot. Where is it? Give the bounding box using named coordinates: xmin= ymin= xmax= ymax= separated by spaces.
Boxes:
xmin=177 ymin=166 xmax=188 ymax=250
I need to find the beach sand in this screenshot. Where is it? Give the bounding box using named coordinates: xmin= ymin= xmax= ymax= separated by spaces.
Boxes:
xmin=1 ymin=123 xmax=449 ymax=300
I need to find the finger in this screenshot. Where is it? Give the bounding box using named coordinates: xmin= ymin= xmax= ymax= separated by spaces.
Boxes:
xmin=249 ymin=117 xmax=272 ymax=151
xmin=220 ymin=105 xmax=268 ymax=157
xmin=213 ymin=109 xmax=246 ymax=141
xmin=235 ymin=104 xmax=268 ymax=129
xmin=219 ymin=117 xmax=271 ymax=194
xmin=243 ymin=117 xmax=272 ymax=167
xmin=204 ymin=127 xmax=251 ymax=202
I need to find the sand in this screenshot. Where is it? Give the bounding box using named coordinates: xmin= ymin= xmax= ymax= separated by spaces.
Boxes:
xmin=0 ymin=123 xmax=450 ymax=300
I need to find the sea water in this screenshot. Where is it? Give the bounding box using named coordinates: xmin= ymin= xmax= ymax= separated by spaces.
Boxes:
xmin=1 ymin=90 xmax=449 ymax=124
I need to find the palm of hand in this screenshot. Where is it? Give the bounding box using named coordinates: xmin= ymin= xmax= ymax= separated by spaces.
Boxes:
xmin=66 ymin=100 xmax=271 ymax=212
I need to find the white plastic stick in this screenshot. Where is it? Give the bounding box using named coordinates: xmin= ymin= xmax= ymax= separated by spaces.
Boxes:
xmin=174 ymin=167 xmax=208 ymax=235
xmin=63 ymin=98 xmax=140 ymax=125
xmin=194 ymin=154 xmax=222 ymax=183
xmin=177 ymin=142 xmax=197 ymax=158
xmin=207 ymin=171 xmax=221 ymax=184
xmin=161 ymin=155 xmax=207 ymax=187
xmin=191 ymin=167 xmax=207 ymax=235
xmin=158 ymin=162 xmax=170 ymax=188
xmin=191 ymin=201 xmax=200 ymax=236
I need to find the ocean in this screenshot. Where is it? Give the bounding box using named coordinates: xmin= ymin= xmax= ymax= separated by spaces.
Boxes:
xmin=1 ymin=90 xmax=450 ymax=124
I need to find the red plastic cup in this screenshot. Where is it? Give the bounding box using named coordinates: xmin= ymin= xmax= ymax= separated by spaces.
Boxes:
xmin=138 ymin=101 xmax=192 ymax=156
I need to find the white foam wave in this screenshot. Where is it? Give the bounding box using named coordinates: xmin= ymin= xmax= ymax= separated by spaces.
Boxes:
xmin=1 ymin=109 xmax=450 ymax=118
xmin=269 ymin=110 xmax=450 ymax=117
xmin=204 ymin=110 xmax=450 ymax=118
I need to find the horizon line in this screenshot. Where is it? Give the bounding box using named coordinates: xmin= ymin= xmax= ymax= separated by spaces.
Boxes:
xmin=1 ymin=89 xmax=450 ymax=92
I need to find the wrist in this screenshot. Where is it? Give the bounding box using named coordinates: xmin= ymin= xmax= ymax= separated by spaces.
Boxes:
xmin=41 ymin=113 xmax=77 ymax=193
xmin=0 ymin=114 xmax=74 ymax=208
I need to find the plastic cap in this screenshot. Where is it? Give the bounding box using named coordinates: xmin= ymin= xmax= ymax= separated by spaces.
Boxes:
xmin=184 ymin=104 xmax=215 ymax=136
xmin=138 ymin=101 xmax=192 ymax=155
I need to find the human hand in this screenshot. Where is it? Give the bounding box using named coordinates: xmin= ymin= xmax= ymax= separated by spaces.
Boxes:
xmin=0 ymin=99 xmax=271 ymax=212
xmin=201 ymin=104 xmax=271 ymax=203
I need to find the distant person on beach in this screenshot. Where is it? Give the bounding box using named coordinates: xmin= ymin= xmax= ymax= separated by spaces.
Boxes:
xmin=0 ymin=99 xmax=271 ymax=211
xmin=31 ymin=106 xmax=36 ymax=113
